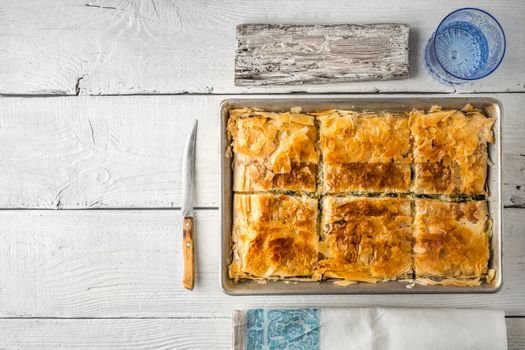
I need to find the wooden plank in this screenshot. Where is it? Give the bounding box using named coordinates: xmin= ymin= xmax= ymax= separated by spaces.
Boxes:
xmin=508 ymin=318 xmax=525 ymax=350
xmin=0 ymin=96 xmax=220 ymax=208
xmin=0 ymin=318 xmax=231 ymax=349
xmin=0 ymin=317 xmax=520 ymax=349
xmin=0 ymin=317 xmax=521 ymax=349
xmin=0 ymin=93 xmax=524 ymax=209
xmin=235 ymin=24 xmax=409 ymax=86
xmin=1 ymin=208 xmax=524 ymax=318
xmin=503 ymin=154 xmax=525 ymax=208
xmin=0 ymin=0 xmax=523 ymax=95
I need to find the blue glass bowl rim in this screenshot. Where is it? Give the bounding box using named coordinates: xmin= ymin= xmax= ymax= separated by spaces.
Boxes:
xmin=433 ymin=7 xmax=506 ymax=81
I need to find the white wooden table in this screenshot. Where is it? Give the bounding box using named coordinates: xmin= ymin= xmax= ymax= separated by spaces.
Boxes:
xmin=1 ymin=1 xmax=524 ymax=348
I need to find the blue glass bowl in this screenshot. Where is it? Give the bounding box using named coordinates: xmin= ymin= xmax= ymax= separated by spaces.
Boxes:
xmin=425 ymin=8 xmax=506 ymax=84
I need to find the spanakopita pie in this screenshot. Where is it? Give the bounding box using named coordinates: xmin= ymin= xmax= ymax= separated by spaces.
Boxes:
xmin=229 ymin=193 xmax=319 ymax=280
xmin=314 ymin=196 xmax=413 ymax=282
xmin=413 ymin=199 xmax=491 ymax=286
xmin=316 ymin=109 xmax=412 ymax=194
xmin=410 ymin=105 xmax=495 ymax=195
xmin=228 ymin=108 xmax=318 ymax=193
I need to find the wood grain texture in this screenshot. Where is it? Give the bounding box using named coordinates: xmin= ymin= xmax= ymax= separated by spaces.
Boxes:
xmin=0 ymin=0 xmax=524 ymax=345
xmin=0 ymin=318 xmax=231 ymax=349
xmin=0 ymin=96 xmax=219 ymax=208
xmin=235 ymin=24 xmax=409 ymax=86
xmin=0 ymin=94 xmax=524 ymax=209
xmin=507 ymin=318 xmax=525 ymax=350
xmin=0 ymin=318 xmax=521 ymax=349
xmin=182 ymin=217 xmax=194 ymax=290
xmin=1 ymin=208 xmax=524 ymax=318
xmin=0 ymin=0 xmax=524 ymax=95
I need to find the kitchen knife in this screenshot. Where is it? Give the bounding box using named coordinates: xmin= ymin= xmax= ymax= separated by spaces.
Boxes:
xmin=181 ymin=119 xmax=198 ymax=290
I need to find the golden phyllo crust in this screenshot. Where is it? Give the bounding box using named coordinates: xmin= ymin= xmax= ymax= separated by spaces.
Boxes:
xmin=314 ymin=196 xmax=413 ymax=282
xmin=227 ymin=105 xmax=496 ymax=287
xmin=228 ymin=108 xmax=318 ymax=192
xmin=229 ymin=193 xmax=318 ymax=280
xmin=316 ymin=110 xmax=411 ymax=193
xmin=410 ymin=105 xmax=495 ymax=195
xmin=413 ymin=199 xmax=490 ymax=286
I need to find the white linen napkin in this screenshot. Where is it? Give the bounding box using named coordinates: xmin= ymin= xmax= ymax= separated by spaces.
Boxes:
xmin=233 ymin=307 xmax=507 ymax=350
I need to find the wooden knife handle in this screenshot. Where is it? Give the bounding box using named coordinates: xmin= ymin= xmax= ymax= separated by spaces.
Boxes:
xmin=182 ymin=217 xmax=194 ymax=290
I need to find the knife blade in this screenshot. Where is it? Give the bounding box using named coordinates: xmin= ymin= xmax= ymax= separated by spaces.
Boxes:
xmin=181 ymin=119 xmax=197 ymax=290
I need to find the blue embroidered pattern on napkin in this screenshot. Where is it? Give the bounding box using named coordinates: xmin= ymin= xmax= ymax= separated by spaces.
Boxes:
xmin=246 ymin=309 xmax=320 ymax=350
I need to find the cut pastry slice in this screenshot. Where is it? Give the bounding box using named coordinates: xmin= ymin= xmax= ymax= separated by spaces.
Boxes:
xmin=229 ymin=193 xmax=319 ymax=280
xmin=316 ymin=110 xmax=411 ymax=193
xmin=228 ymin=108 xmax=318 ymax=192
xmin=314 ymin=196 xmax=413 ymax=282
xmin=413 ymin=199 xmax=491 ymax=286
xmin=410 ymin=105 xmax=495 ymax=195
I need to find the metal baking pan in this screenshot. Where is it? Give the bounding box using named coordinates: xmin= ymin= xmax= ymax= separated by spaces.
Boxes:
xmin=219 ymin=96 xmax=502 ymax=295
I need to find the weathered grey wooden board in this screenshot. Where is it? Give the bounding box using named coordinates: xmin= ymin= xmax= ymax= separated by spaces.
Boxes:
xmin=235 ymin=24 xmax=409 ymax=86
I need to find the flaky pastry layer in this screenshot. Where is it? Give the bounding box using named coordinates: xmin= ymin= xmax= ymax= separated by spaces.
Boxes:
xmin=410 ymin=105 xmax=495 ymax=195
xmin=229 ymin=193 xmax=318 ymax=280
xmin=314 ymin=196 xmax=413 ymax=282
xmin=413 ymin=199 xmax=490 ymax=285
xmin=228 ymin=105 xmax=496 ymax=286
xmin=228 ymin=108 xmax=318 ymax=192
xmin=316 ymin=109 xmax=412 ymax=193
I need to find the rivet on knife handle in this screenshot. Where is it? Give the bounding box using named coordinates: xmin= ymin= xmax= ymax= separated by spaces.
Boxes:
xmin=182 ymin=217 xmax=194 ymax=290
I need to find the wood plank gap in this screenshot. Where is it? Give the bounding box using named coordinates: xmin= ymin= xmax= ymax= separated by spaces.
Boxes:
xmin=0 ymin=316 xmax=230 ymax=320
xmin=1 ymin=91 xmax=456 ymax=97
xmin=0 ymin=315 xmax=520 ymax=319
xmin=0 ymin=207 xmax=219 ymax=211
xmin=3 ymin=91 xmax=525 ymax=98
